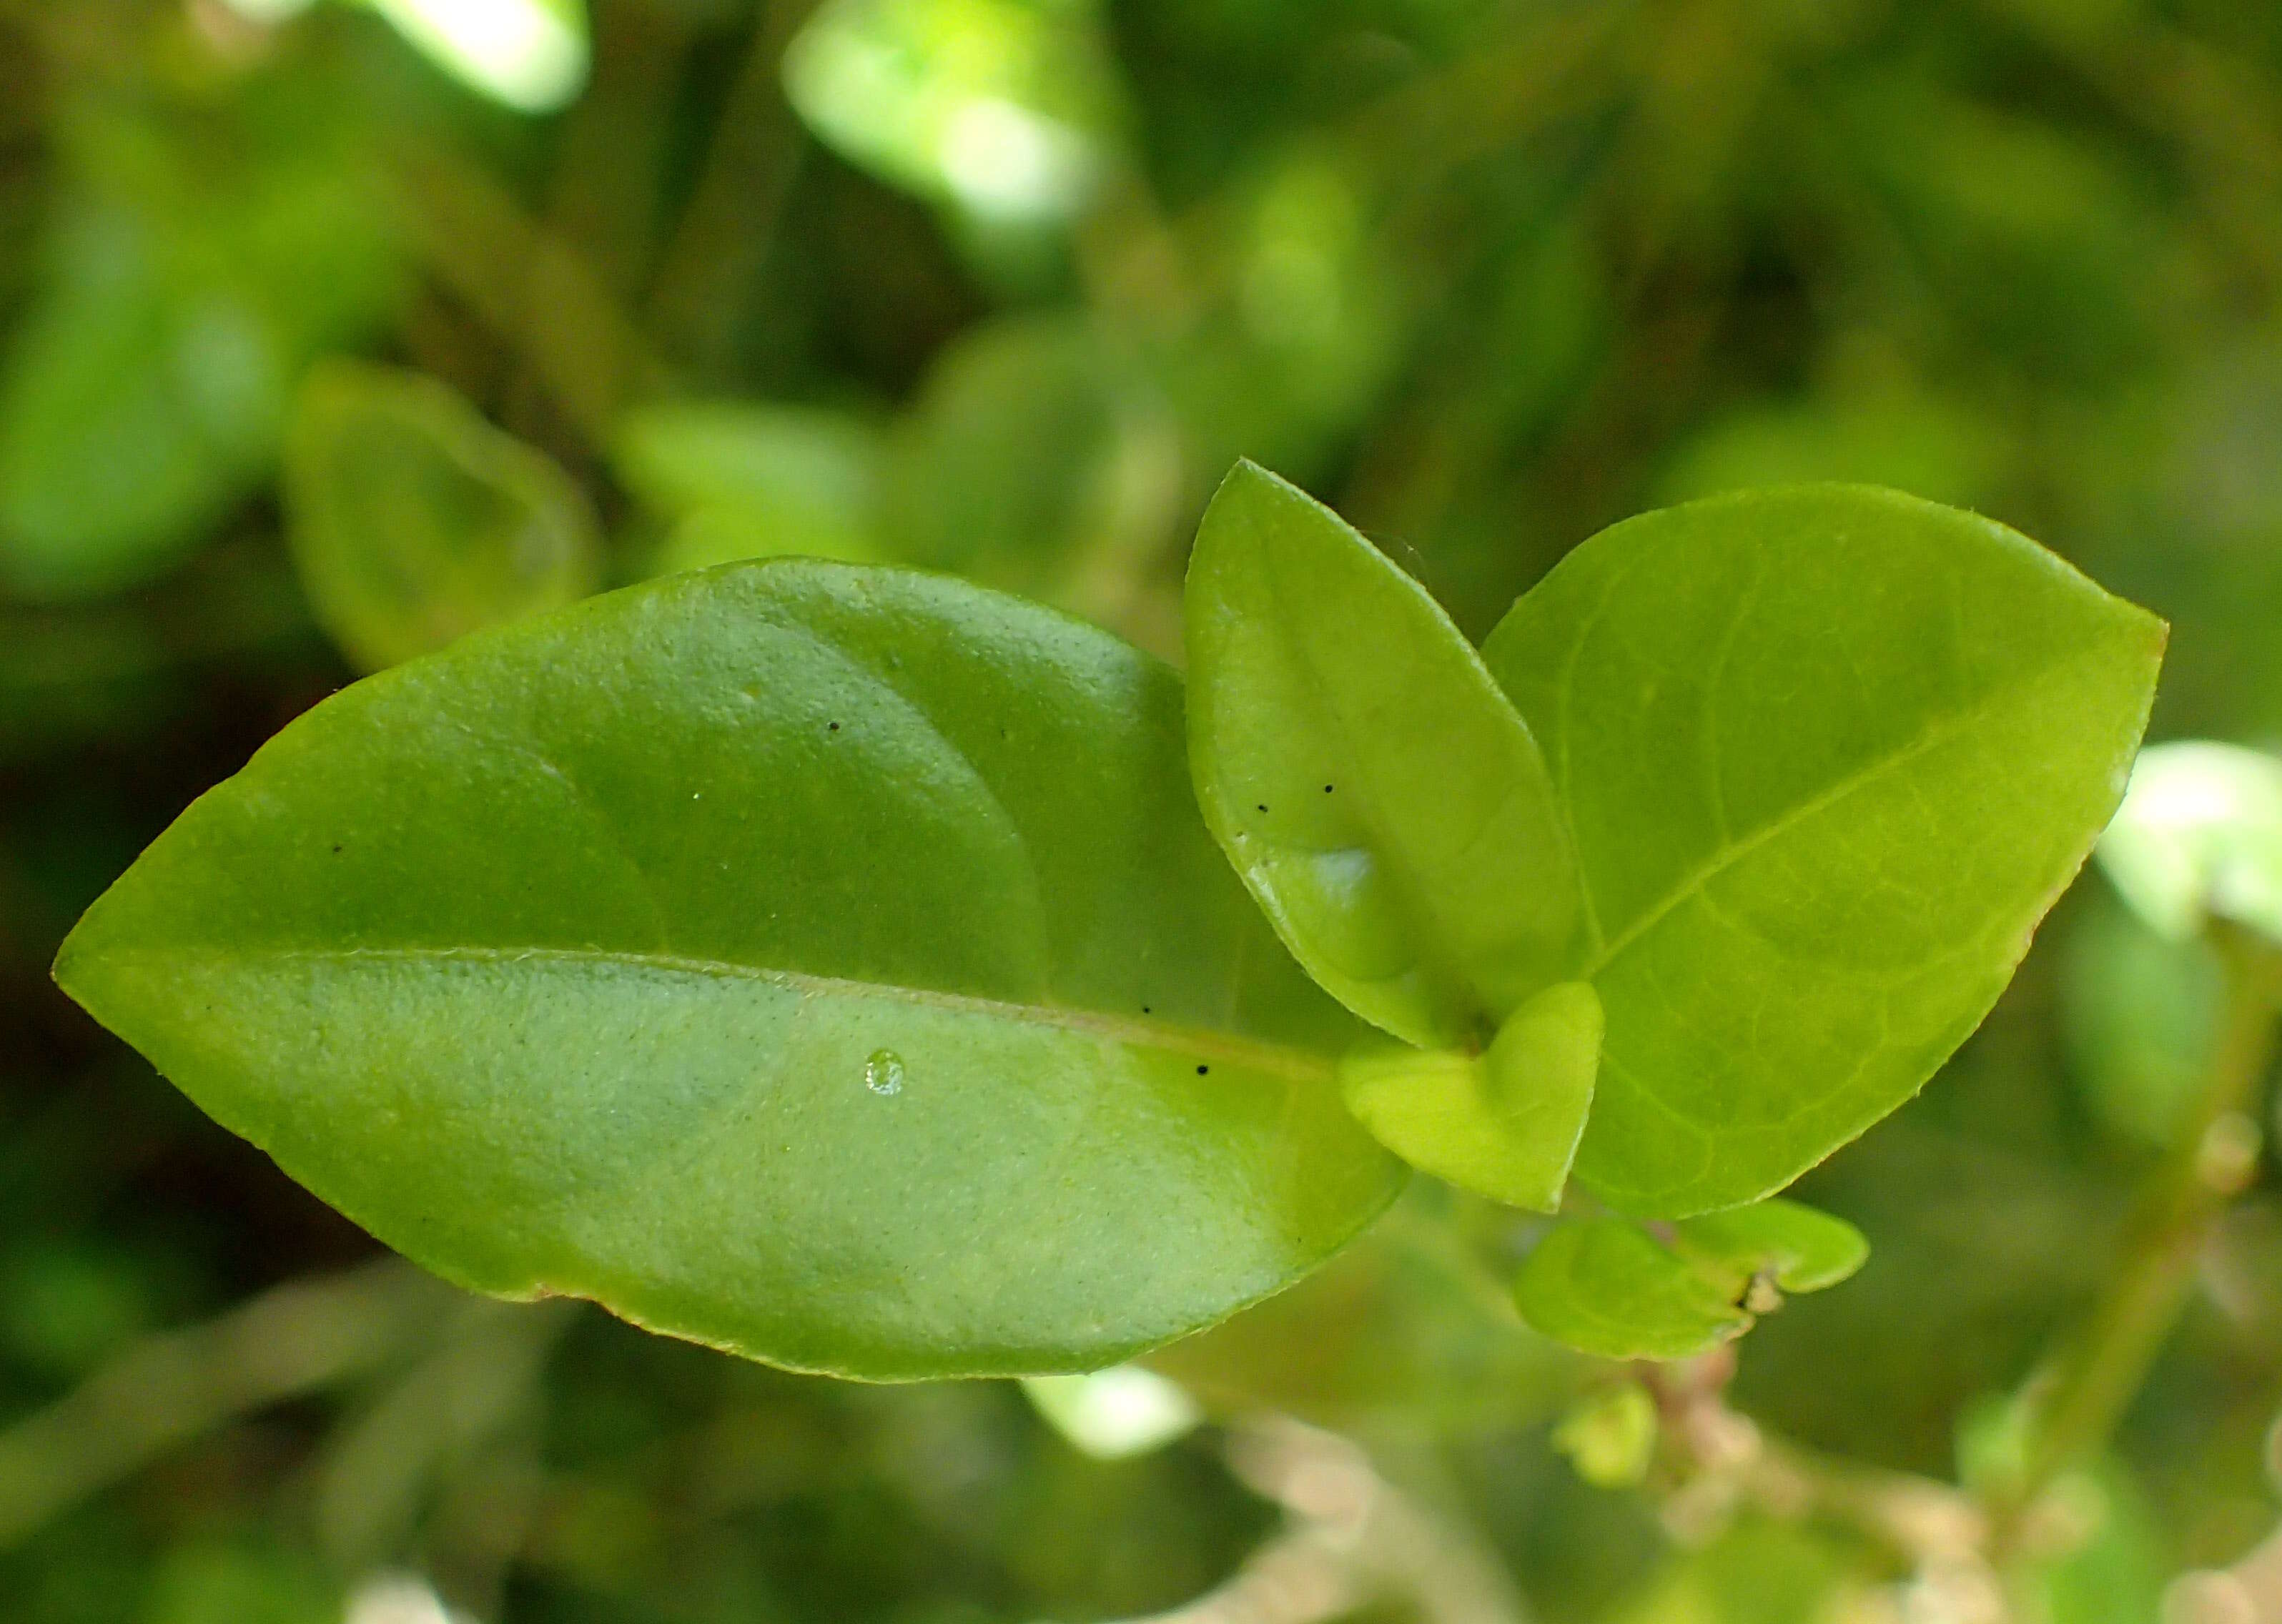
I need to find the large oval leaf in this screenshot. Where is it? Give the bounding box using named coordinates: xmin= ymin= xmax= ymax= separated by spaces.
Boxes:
xmin=54 ymin=560 xmax=1403 ymax=1380
xmin=1483 ymin=485 xmax=2163 ymax=1217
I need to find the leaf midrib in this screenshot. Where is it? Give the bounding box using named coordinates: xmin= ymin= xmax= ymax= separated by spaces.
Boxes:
xmin=1577 ymin=640 xmax=2120 ymax=981
xmin=92 ymin=942 xmax=1340 ymax=1085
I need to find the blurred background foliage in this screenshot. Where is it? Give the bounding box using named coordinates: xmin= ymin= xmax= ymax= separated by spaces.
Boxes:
xmin=6 ymin=0 xmax=2282 ymax=1620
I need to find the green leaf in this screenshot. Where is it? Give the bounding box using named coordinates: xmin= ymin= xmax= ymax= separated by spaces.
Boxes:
xmin=1671 ymin=1199 xmax=1867 ymax=1297
xmin=0 ymin=207 xmax=289 ymax=600
xmin=784 ymin=0 xmax=1121 ymax=222
xmin=1020 ymin=1365 xmax=1201 ymax=1460
xmin=884 ymin=315 xmax=1177 ymax=627
xmin=1552 ymin=1381 xmax=1659 ymax=1487
xmin=1483 ymin=485 xmax=2164 ymax=1217
xmin=1143 ymin=1187 xmax=1583 ymax=1434
xmin=1338 ymin=981 xmax=1601 ymax=1211
xmin=2060 ymin=895 xmax=2225 ymax=1147
xmin=284 ymin=362 xmax=601 ymax=672
xmin=54 ymin=560 xmax=1402 ymax=1380
xmin=613 ymin=400 xmax=884 ymax=575
xmin=1512 ymin=1200 xmax=1865 ymax=1361
xmin=2094 ymin=740 xmax=2282 ymax=946
xmin=0 ymin=97 xmax=396 ymax=600
xmin=364 ymin=0 xmax=590 ymax=114
xmin=1609 ymin=1519 xmax=1852 ymax=1624
xmin=1185 ymin=460 xmax=1580 ymax=1049
xmin=1511 ymin=1218 xmax=1747 ymax=1362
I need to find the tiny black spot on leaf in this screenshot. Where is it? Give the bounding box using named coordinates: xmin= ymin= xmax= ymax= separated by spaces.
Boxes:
xmin=1196 ymin=1064 xmax=1210 ymax=1075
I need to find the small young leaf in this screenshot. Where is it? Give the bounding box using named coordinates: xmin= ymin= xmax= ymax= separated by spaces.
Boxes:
xmin=285 ymin=362 xmax=601 ymax=672
xmin=54 ymin=560 xmax=1403 ymax=1380
xmin=1671 ymin=1199 xmax=1869 ymax=1297
xmin=2094 ymin=741 xmax=2282 ymax=946
xmin=1338 ymin=981 xmax=1600 ymax=1211
xmin=1484 ymin=485 xmax=2164 ymax=1217
xmin=1552 ymin=1381 xmax=1659 ymax=1487
xmin=1513 ymin=1219 xmax=1749 ymax=1362
xmin=1186 ymin=460 xmax=1580 ymax=1049
xmin=1513 ymin=1199 xmax=1865 ymax=1361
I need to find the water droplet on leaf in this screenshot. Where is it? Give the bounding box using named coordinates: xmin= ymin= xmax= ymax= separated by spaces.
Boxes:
xmin=865 ymin=1050 xmax=905 ymax=1096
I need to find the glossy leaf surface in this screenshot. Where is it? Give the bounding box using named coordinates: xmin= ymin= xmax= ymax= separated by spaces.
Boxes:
xmin=285 ymin=362 xmax=601 ymax=671
xmin=1484 ymin=485 xmax=2164 ymax=1217
xmin=1338 ymin=981 xmax=1600 ymax=1211
xmin=1186 ymin=460 xmax=1579 ymax=1049
xmin=54 ymin=561 xmax=1402 ymax=1380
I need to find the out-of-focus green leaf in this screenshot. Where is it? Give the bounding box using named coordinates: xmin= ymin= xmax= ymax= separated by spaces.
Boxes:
xmin=1513 ymin=1200 xmax=1865 ymax=1362
xmin=1551 ymin=1382 xmax=1658 ymax=1488
xmin=613 ymin=400 xmax=884 ymax=574
xmin=1608 ymin=1519 xmax=1854 ymax=1624
xmin=1147 ymin=1189 xmax=1581 ymax=1432
xmin=54 ymin=560 xmax=1402 ymax=1380
xmin=1483 ymin=485 xmax=2165 ymax=1217
xmin=785 ymin=0 xmax=1122 ymax=222
xmin=2030 ymin=1465 xmax=2169 ymax=1624
xmin=0 ymin=214 xmax=278 ymax=599
xmin=1154 ymin=152 xmax=1406 ymax=482
xmin=0 ymin=1242 xmax=158 ymax=1377
xmin=1022 ymin=1365 xmax=1201 ymax=1460
xmin=1657 ymin=386 xmax=2007 ymax=511
xmin=1957 ymin=1397 xmax=2170 ymax=1623
xmin=284 ymin=361 xmax=601 ymax=672
xmin=1339 ymin=982 xmax=1601 ymax=1212
xmin=889 ymin=316 xmax=1117 ymax=576
xmin=1835 ymin=81 xmax=2158 ymax=380
xmin=1185 ymin=460 xmax=1578 ymax=1048
xmin=885 ymin=313 xmax=1181 ymax=630
xmin=147 ymin=1543 xmax=335 ymax=1624
xmin=2095 ymin=741 xmax=2282 ymax=945
xmin=2061 ymin=894 xmax=2226 ymax=1147
xmin=217 ymin=0 xmax=321 ymax=21
xmin=363 ymin=0 xmax=591 ymax=114
xmin=0 ymin=96 xmax=395 ymax=600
